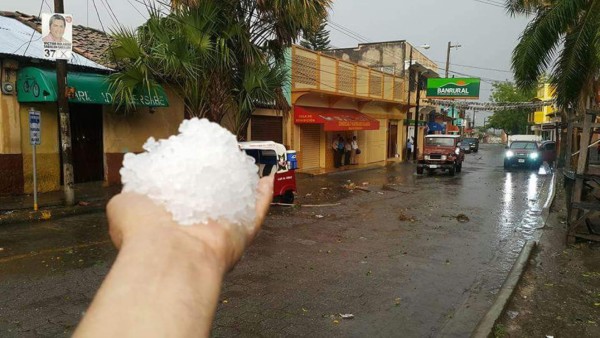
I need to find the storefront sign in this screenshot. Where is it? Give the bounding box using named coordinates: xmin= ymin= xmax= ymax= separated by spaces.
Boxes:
xmin=426 ymin=78 xmax=480 ymax=99
xmin=294 ymin=106 xmax=380 ymax=131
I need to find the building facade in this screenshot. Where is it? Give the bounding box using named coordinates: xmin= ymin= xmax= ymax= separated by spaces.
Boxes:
xmin=530 ymin=83 xmax=559 ymax=141
xmin=0 ymin=12 xmax=183 ymax=195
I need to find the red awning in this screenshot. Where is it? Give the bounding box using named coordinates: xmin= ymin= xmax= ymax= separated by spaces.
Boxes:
xmin=447 ymin=125 xmax=460 ymax=132
xmin=294 ymin=106 xmax=380 ymax=131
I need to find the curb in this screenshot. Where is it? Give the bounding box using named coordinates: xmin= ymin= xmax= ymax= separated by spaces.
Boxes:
xmin=471 ymin=241 xmax=537 ymax=338
xmin=0 ymin=203 xmax=106 ymax=226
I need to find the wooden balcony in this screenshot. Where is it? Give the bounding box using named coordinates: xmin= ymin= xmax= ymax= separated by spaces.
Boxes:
xmin=291 ymin=45 xmax=407 ymax=106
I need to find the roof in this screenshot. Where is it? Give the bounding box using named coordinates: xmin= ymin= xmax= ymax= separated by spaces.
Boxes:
xmin=0 ymin=11 xmax=114 ymax=70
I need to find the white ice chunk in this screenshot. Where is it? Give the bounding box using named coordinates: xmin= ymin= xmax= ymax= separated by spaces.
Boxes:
xmin=120 ymin=118 xmax=259 ymax=227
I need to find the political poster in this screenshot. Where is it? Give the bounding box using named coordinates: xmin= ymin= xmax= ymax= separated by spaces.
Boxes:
xmin=41 ymin=13 xmax=73 ymax=60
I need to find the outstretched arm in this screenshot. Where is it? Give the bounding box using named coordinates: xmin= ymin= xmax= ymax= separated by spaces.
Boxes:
xmin=74 ymin=175 xmax=274 ymax=338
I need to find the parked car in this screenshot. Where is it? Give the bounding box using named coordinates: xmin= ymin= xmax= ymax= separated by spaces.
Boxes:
xmin=503 ymin=141 xmax=542 ymax=170
xmin=539 ymin=140 xmax=557 ymax=167
xmin=417 ymin=135 xmax=464 ymax=176
xmin=459 ymin=141 xmax=472 ymax=154
xmin=462 ymin=137 xmax=479 ymax=153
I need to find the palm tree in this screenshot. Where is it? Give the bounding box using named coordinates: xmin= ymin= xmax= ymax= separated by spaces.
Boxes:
xmin=508 ymin=0 xmax=600 ymax=110
xmin=110 ymin=0 xmax=331 ymax=137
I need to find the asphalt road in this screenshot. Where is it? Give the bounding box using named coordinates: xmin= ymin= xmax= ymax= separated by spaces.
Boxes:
xmin=0 ymin=143 xmax=553 ymax=337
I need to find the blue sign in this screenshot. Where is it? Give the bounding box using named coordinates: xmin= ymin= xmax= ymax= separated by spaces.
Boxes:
xmin=29 ymin=110 xmax=41 ymax=145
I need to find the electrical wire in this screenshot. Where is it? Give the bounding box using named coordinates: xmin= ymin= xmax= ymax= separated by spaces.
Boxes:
xmin=18 ymin=0 xmax=44 ymax=55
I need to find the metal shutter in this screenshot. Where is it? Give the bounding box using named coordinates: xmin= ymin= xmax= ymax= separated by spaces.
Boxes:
xmin=301 ymin=124 xmax=321 ymax=169
xmin=251 ymin=116 xmax=283 ymax=143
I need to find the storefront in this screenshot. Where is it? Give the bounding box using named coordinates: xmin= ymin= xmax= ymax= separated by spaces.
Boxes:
xmin=12 ymin=67 xmax=178 ymax=192
xmin=293 ymin=105 xmax=381 ymax=169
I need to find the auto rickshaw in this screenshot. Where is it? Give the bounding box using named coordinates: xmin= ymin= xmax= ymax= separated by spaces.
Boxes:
xmin=239 ymin=141 xmax=297 ymax=204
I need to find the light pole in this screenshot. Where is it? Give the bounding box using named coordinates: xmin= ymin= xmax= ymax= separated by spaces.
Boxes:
xmin=445 ymin=41 xmax=461 ymax=130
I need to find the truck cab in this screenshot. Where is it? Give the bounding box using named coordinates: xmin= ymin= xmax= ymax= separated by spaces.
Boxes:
xmin=417 ymin=135 xmax=464 ymax=176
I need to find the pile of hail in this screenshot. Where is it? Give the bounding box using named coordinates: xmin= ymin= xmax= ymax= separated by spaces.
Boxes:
xmin=120 ymin=118 xmax=259 ymax=227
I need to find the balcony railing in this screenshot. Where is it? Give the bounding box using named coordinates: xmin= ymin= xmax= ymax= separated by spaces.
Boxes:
xmin=291 ymin=45 xmax=406 ymax=104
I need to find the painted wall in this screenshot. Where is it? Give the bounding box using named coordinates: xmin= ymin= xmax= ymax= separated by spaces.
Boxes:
xmin=103 ymin=87 xmax=185 ymax=185
xmin=0 ymin=62 xmax=25 ymax=194
xmin=19 ymin=102 xmax=60 ymax=193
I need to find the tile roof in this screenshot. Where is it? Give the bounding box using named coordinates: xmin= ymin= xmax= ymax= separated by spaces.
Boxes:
xmin=0 ymin=11 xmax=115 ymax=69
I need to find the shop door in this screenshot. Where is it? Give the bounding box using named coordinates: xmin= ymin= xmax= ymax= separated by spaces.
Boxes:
xmin=301 ymin=124 xmax=321 ymax=169
xmin=251 ymin=115 xmax=283 ymax=143
xmin=388 ymin=122 xmax=398 ymax=158
xmin=69 ymin=104 xmax=104 ymax=183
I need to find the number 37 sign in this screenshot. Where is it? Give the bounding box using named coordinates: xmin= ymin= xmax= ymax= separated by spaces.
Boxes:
xmin=41 ymin=13 xmax=73 ymax=60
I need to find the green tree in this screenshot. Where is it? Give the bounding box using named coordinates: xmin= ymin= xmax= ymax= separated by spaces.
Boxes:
xmin=507 ymin=0 xmax=600 ymax=110
xmin=486 ymin=82 xmax=537 ymax=135
xmin=109 ymin=0 xmax=331 ymax=137
xmin=300 ymin=19 xmax=330 ymax=51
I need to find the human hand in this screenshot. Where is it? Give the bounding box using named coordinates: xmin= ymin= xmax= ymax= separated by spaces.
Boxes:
xmin=106 ymin=174 xmax=274 ymax=272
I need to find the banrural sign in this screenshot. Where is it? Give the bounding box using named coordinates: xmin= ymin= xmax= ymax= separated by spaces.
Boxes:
xmin=426 ymin=78 xmax=481 ymax=99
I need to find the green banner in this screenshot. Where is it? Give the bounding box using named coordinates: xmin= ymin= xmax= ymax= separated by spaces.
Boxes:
xmin=426 ymin=78 xmax=480 ymax=99
xmin=17 ymin=67 xmax=169 ymax=107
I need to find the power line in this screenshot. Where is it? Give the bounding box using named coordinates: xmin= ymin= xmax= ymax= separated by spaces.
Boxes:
xmin=19 ymin=0 xmax=44 ymax=55
xmin=471 ymin=0 xmax=506 ymax=9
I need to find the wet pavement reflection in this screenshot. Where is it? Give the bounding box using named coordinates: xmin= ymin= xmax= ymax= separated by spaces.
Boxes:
xmin=0 ymin=143 xmax=552 ymax=337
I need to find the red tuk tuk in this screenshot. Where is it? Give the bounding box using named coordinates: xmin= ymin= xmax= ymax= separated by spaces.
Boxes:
xmin=239 ymin=141 xmax=297 ymax=203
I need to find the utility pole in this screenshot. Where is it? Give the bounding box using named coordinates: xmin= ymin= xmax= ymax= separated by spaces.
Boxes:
xmin=405 ymin=45 xmax=413 ymax=161
xmin=445 ymin=41 xmax=461 ymax=78
xmin=413 ymin=71 xmax=421 ymax=161
xmin=54 ymin=0 xmax=74 ymax=206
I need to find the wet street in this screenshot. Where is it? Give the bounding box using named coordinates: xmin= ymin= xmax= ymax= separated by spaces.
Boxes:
xmin=0 ymin=143 xmax=553 ymax=337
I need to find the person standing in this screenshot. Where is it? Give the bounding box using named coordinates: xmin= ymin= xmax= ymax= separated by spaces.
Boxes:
xmin=344 ymin=137 xmax=352 ymax=166
xmin=337 ymin=136 xmax=346 ymax=166
xmin=332 ymin=135 xmax=341 ymax=168
xmin=406 ymin=137 xmax=413 ymax=160
xmin=350 ymin=136 xmax=359 ymax=164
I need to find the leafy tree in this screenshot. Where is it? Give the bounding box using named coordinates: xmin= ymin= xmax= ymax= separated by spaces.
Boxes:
xmin=300 ymin=19 xmax=330 ymax=51
xmin=507 ymin=0 xmax=600 ymax=110
xmin=486 ymin=82 xmax=536 ymax=135
xmin=109 ymin=0 xmax=331 ymax=137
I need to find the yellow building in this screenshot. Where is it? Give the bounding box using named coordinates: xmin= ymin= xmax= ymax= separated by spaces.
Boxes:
xmin=530 ymin=83 xmax=559 ymax=140
xmin=249 ymin=44 xmax=438 ymax=171
xmin=0 ymin=12 xmax=183 ymax=195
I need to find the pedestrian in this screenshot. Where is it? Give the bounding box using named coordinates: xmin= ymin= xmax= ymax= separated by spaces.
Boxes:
xmin=337 ymin=136 xmax=346 ymax=166
xmin=406 ymin=137 xmax=413 ymax=160
xmin=332 ymin=135 xmax=341 ymax=168
xmin=350 ymin=136 xmax=359 ymax=164
xmin=344 ymin=137 xmax=352 ymax=166
xmin=73 ymin=175 xmax=275 ymax=337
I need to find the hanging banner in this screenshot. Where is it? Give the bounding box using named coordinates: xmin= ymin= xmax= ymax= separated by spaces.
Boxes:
xmin=426 ymin=78 xmax=481 ymax=99
xmin=41 ymin=13 xmax=73 ymax=60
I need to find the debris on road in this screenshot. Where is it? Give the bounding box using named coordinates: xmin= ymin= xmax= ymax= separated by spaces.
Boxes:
xmin=398 ymin=212 xmax=416 ymax=222
xmin=315 ymin=214 xmax=324 ymax=219
xmin=340 ymin=313 xmax=354 ymax=319
xmin=343 ymin=181 xmax=370 ymax=192
xmin=507 ymin=310 xmax=519 ymax=319
xmin=442 ymin=214 xmax=470 ymax=223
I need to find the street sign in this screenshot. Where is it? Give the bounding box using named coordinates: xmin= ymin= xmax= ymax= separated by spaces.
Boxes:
xmin=29 ymin=110 xmax=41 ymax=145
xmin=426 ymin=78 xmax=481 ymax=99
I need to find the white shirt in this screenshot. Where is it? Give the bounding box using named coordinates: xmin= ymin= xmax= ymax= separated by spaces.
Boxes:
xmin=351 ymin=140 xmax=358 ymax=150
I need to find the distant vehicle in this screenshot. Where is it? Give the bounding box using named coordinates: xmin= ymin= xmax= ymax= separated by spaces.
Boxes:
xmin=239 ymin=141 xmax=297 ymax=203
xmin=417 ymin=135 xmax=464 ymax=176
xmin=504 ymin=141 xmax=542 ymax=170
xmin=463 ymin=137 xmax=479 ymax=153
xmin=458 ymin=141 xmax=472 ymax=154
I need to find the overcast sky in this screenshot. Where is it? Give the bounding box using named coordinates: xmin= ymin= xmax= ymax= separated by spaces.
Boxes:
xmin=7 ymin=0 xmax=532 ymax=124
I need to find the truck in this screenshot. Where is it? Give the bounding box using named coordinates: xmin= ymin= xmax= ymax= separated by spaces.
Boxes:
xmin=417 ymin=135 xmax=465 ymax=176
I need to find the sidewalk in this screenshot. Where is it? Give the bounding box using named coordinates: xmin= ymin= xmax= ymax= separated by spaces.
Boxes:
xmin=297 ymin=158 xmax=403 ymax=176
xmin=0 ymin=182 xmax=120 ymax=226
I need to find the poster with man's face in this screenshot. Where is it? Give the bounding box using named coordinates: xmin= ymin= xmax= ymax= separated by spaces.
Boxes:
xmin=41 ymin=13 xmax=73 ymax=60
